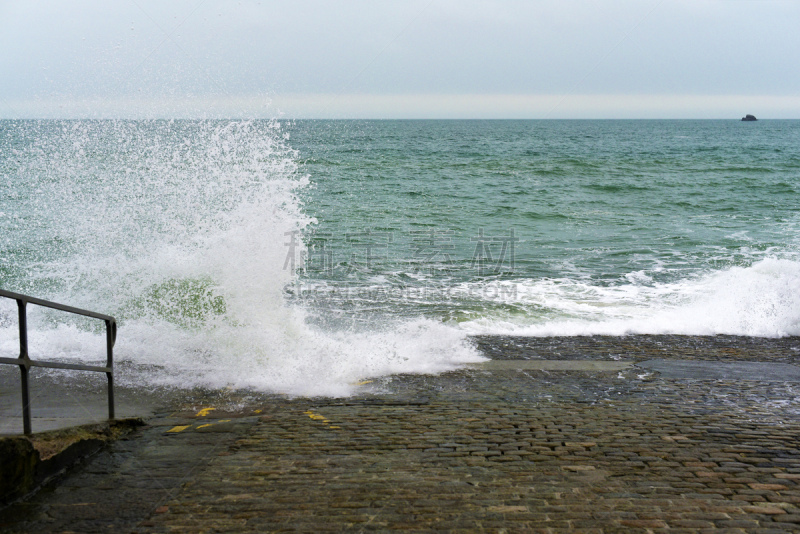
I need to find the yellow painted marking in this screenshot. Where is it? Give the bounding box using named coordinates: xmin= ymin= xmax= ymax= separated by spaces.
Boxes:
xmin=354 ymin=380 xmax=373 ymax=386
xmin=219 ymin=419 xmax=231 ymax=423
xmin=304 ymin=410 xmax=329 ymax=422
xmin=166 ymin=425 xmax=191 ymax=433
xmin=196 ymin=423 xmax=213 ymax=430
xmin=253 ymin=409 xmax=262 ymax=414
xmin=196 ymin=407 xmax=215 ymax=417
xmin=304 ymin=410 xmax=340 ymax=429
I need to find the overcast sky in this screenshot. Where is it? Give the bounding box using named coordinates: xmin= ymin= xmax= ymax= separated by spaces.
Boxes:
xmin=1 ymin=0 xmax=799 ymax=118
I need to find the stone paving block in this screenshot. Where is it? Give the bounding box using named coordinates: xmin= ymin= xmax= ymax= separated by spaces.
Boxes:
xmin=4 ymin=336 xmax=800 ymax=532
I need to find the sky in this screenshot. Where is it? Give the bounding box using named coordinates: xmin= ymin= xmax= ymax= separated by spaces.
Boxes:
xmin=1 ymin=0 xmax=799 ymax=119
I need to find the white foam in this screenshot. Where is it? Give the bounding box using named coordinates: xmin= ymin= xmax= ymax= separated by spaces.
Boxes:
xmin=5 ymin=120 xmax=799 ymax=398
xmin=117 ymin=316 xmax=482 ymax=396
xmin=460 ymin=257 xmax=800 ymax=338
xmin=1 ymin=120 xmax=482 ymax=396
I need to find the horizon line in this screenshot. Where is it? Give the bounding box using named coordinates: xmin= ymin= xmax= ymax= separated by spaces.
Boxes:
xmin=1 ymin=93 xmax=798 ymax=120
xmin=0 ymin=117 xmax=792 ymax=121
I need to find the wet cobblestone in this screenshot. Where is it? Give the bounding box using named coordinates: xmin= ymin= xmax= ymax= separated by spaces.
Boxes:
xmin=2 ymin=335 xmax=800 ymax=532
xmin=473 ymin=335 xmax=800 ymax=364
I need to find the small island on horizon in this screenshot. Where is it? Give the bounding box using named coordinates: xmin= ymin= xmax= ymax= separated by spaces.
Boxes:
xmin=742 ymin=114 xmax=757 ymax=121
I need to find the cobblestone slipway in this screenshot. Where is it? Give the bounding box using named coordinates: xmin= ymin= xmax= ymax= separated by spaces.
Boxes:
xmin=3 ymin=335 xmax=800 ymax=533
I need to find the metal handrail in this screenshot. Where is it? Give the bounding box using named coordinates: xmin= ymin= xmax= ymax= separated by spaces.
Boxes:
xmin=0 ymin=289 xmax=117 ymax=435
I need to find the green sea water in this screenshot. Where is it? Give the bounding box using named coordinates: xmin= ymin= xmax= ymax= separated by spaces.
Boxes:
xmin=1 ymin=119 xmax=799 ymax=393
xmin=288 ymin=120 xmax=800 ymax=331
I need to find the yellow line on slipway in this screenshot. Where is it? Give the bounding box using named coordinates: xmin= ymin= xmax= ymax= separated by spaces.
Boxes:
xmin=165 ymin=406 xmax=345 ymax=434
xmin=304 ymin=410 xmax=340 ymax=430
xmin=167 ymin=419 xmax=232 ymax=433
xmin=166 ymin=406 xmax=218 ymax=433
xmin=196 ymin=420 xmax=230 ymax=430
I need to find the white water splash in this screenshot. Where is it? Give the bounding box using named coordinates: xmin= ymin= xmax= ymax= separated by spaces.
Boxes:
xmin=0 ymin=120 xmax=482 ymax=396
xmin=460 ymin=257 xmax=800 ymax=338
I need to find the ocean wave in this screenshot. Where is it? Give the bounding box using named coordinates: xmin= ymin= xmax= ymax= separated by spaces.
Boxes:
xmin=0 ymin=119 xmax=482 ymax=396
xmin=459 ymin=258 xmax=800 ymax=338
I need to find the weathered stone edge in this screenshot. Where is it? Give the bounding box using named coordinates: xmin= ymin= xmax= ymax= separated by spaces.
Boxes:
xmin=0 ymin=417 xmax=145 ymax=506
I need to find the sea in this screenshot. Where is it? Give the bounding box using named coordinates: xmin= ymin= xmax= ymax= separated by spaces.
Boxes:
xmin=1 ymin=119 xmax=799 ymax=396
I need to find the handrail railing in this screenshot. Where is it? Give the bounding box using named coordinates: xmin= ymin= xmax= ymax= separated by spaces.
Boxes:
xmin=0 ymin=289 xmax=117 ymax=435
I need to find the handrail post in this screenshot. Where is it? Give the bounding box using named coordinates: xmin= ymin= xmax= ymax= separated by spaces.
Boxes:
xmin=17 ymin=299 xmax=32 ymax=435
xmin=105 ymin=319 xmax=115 ymax=420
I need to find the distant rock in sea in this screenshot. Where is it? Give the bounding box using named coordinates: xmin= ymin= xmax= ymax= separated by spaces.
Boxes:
xmin=741 ymin=114 xmax=757 ymax=121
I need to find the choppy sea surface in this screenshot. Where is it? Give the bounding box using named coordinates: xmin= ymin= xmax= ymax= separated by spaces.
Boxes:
xmin=1 ymin=119 xmax=799 ymax=395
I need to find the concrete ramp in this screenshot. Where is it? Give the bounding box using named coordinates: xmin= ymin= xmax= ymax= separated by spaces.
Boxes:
xmin=468 ymin=360 xmax=633 ymax=371
xmin=636 ymin=360 xmax=800 ymax=381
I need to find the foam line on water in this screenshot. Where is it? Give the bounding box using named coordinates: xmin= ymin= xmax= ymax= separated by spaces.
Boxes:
xmin=459 ymin=257 xmax=800 ymax=338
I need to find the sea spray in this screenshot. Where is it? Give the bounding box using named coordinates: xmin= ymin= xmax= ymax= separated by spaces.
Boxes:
xmin=0 ymin=119 xmax=482 ymax=395
xmin=459 ymin=258 xmax=800 ymax=337
xmin=4 ymin=119 xmax=800 ymax=394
